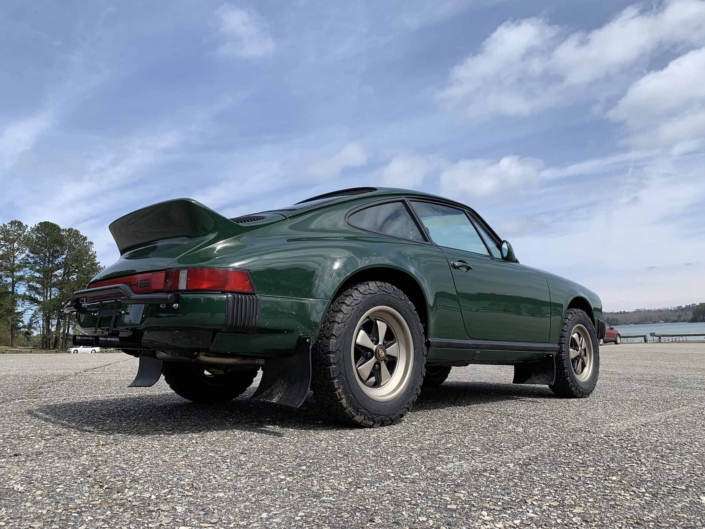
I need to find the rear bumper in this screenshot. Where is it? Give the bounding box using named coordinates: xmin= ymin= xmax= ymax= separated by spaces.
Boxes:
xmin=65 ymin=284 xmax=179 ymax=310
xmin=68 ymin=286 xmax=327 ymax=357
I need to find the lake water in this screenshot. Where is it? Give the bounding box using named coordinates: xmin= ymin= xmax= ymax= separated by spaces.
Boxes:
xmin=612 ymin=322 xmax=705 ymax=342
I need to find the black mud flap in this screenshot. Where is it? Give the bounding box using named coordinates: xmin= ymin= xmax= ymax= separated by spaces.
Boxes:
xmin=513 ymin=354 xmax=556 ymax=385
xmin=129 ymin=356 xmax=164 ymax=387
xmin=251 ymin=337 xmax=312 ymax=408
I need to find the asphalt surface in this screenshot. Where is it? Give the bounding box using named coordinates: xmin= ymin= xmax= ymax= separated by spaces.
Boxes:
xmin=1 ymin=345 xmax=703 ymax=529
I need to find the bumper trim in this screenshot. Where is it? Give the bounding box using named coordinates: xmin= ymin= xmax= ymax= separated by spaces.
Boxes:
xmin=63 ymin=284 xmax=178 ymax=313
xmin=223 ymin=293 xmax=260 ymax=333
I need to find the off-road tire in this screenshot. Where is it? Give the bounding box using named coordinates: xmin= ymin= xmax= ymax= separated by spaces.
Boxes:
xmin=311 ymin=281 xmax=426 ymax=427
xmin=550 ymin=308 xmax=599 ymax=398
xmin=163 ymin=362 xmax=258 ymax=404
xmin=422 ymin=366 xmax=452 ymax=387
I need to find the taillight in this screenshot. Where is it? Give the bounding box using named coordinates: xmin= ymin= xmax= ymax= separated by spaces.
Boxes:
xmin=165 ymin=268 xmax=253 ymax=293
xmin=88 ymin=268 xmax=254 ymax=296
xmin=89 ymin=271 xmax=167 ymax=294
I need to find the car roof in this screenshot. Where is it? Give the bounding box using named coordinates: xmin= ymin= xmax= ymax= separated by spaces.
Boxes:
xmin=245 ymin=186 xmax=502 ymax=242
xmin=279 ymin=187 xmax=474 ymax=215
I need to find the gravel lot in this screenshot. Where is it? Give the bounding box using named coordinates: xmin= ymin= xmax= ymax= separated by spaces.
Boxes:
xmin=1 ymin=344 xmax=703 ymax=529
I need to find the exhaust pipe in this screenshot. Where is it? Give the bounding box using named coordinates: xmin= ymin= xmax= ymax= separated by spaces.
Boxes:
xmin=72 ymin=335 xmax=143 ymax=349
xmin=197 ymin=353 xmax=264 ymax=366
xmin=155 ymin=350 xmax=264 ymax=366
xmin=73 ymin=335 xmax=264 ymax=365
xmin=73 ymin=335 xmax=98 ymax=346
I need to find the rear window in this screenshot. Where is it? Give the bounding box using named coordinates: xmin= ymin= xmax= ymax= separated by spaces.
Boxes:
xmin=348 ymin=202 xmax=425 ymax=242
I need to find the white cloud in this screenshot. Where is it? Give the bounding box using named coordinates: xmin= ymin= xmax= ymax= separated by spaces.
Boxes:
xmin=438 ymin=0 xmax=705 ymax=119
xmin=540 ymin=151 xmax=659 ymax=179
xmin=0 ymin=112 xmax=53 ymax=171
xmin=193 ymin=160 xmax=285 ymax=210
xmin=439 ymin=155 xmax=544 ymax=197
xmin=377 ymin=153 xmax=544 ymax=196
xmin=17 ymin=131 xmax=183 ymax=229
xmin=511 ymin=164 xmax=705 ymax=311
xmin=216 ymin=4 xmax=275 ymax=58
xmin=0 ymin=45 xmax=108 ymax=173
xmin=305 ymin=142 xmax=368 ymax=180
xmin=396 ymin=0 xmax=485 ymax=30
xmin=553 ymin=0 xmax=705 ymax=86
xmin=438 ymin=18 xmax=560 ymax=118
xmin=609 ymin=47 xmax=705 ymax=150
xmin=379 ymin=154 xmax=441 ymax=188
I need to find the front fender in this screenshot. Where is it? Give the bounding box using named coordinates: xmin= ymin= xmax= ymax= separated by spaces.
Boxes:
xmin=546 ymin=276 xmax=603 ymax=343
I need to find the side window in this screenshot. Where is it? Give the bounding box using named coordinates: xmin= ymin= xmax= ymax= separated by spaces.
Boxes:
xmin=348 ymin=202 xmax=425 ymax=242
xmin=472 ymin=219 xmax=501 ymax=258
xmin=410 ymin=201 xmax=489 ymax=256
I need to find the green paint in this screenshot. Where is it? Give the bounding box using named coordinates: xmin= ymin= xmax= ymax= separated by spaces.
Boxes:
xmin=75 ymin=189 xmax=602 ymax=362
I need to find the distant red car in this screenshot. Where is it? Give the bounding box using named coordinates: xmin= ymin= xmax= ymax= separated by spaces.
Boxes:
xmin=603 ymin=325 xmax=621 ymax=344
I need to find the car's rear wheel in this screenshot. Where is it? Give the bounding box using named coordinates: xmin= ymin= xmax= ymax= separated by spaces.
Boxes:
xmin=163 ymin=362 xmax=259 ymax=404
xmin=422 ymin=365 xmax=452 ymax=387
xmin=311 ymin=281 xmax=426 ymax=427
xmin=549 ymin=308 xmax=599 ymax=398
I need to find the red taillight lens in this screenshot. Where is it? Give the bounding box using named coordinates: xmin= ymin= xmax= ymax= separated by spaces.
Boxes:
xmin=88 ymin=268 xmax=253 ymax=298
xmin=165 ymin=268 xmax=254 ymax=293
xmin=89 ymin=271 xmax=166 ymax=294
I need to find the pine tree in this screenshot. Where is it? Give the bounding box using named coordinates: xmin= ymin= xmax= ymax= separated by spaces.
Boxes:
xmin=0 ymin=221 xmax=28 ymax=347
xmin=53 ymin=228 xmax=101 ymax=348
xmin=24 ymin=222 xmax=65 ymax=349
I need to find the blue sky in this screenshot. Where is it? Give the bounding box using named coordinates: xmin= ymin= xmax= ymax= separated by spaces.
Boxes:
xmin=1 ymin=0 xmax=705 ymax=311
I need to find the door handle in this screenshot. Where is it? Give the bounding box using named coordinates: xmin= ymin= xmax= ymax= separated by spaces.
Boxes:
xmin=451 ymin=260 xmax=473 ymax=271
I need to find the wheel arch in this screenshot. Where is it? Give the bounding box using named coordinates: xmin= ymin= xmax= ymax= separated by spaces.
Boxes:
xmin=567 ymin=296 xmax=595 ymax=324
xmin=330 ymin=266 xmax=430 ymax=336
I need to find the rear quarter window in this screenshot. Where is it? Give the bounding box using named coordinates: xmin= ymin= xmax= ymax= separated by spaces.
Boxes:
xmin=348 ymin=202 xmax=425 ymax=242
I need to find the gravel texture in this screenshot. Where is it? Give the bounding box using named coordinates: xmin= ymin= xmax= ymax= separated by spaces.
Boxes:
xmin=1 ymin=344 xmax=703 ymax=528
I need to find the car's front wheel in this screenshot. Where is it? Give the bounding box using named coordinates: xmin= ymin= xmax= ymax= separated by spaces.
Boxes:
xmin=311 ymin=281 xmax=426 ymax=427
xmin=163 ymin=363 xmax=259 ymax=404
xmin=615 ymin=334 xmax=621 ymax=345
xmin=549 ymin=308 xmax=599 ymax=398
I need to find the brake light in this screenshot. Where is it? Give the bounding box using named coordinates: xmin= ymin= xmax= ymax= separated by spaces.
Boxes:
xmin=165 ymin=268 xmax=254 ymax=293
xmin=88 ymin=268 xmax=254 ymax=296
xmin=90 ymin=271 xmax=167 ymax=293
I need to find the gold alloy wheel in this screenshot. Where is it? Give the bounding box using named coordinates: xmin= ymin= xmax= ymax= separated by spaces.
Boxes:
xmin=351 ymin=306 xmax=414 ymax=402
xmin=569 ymin=324 xmax=594 ymax=382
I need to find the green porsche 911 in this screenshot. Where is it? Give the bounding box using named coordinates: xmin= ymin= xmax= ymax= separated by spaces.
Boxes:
xmin=65 ymin=187 xmax=605 ymax=427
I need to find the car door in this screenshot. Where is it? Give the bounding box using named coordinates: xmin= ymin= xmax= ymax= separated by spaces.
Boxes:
xmin=410 ymin=200 xmax=552 ymax=343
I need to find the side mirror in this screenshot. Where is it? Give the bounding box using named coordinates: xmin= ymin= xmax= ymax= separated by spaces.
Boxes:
xmin=500 ymin=240 xmax=518 ymax=262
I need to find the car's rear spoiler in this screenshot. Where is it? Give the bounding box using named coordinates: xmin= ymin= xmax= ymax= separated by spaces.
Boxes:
xmin=109 ymin=199 xmax=243 ymax=255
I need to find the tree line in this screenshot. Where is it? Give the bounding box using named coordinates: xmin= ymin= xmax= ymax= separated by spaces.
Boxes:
xmin=691 ymin=303 xmax=705 ymax=323
xmin=0 ymin=220 xmax=101 ymax=349
xmin=604 ymin=303 xmax=703 ymax=325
